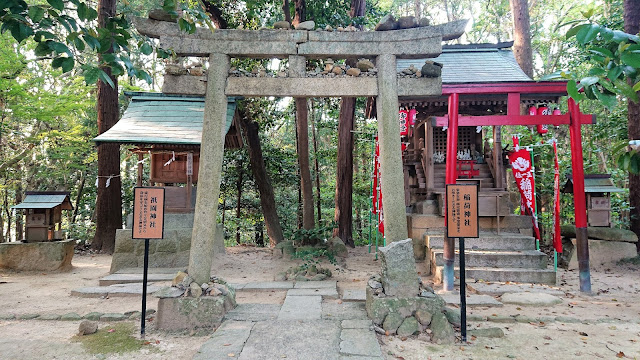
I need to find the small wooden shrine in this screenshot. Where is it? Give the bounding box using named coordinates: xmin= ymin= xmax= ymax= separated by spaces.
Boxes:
xmin=563 ymin=174 xmax=623 ymax=227
xmin=94 ymin=92 xmax=243 ymax=213
xmin=11 ymin=191 xmax=73 ymax=242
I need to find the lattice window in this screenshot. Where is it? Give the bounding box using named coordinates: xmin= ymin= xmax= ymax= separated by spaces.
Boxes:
xmin=433 ymin=127 xmax=475 ymax=162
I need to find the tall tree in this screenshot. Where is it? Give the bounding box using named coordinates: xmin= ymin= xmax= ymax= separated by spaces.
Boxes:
xmin=290 ymin=0 xmax=314 ymax=230
xmin=239 ymin=109 xmax=285 ymax=246
xmin=91 ymin=0 xmax=122 ymax=253
xmin=333 ymin=0 xmax=365 ymax=247
xmin=509 ymin=0 xmax=534 ymax=77
xmin=625 ymin=0 xmax=640 ymax=255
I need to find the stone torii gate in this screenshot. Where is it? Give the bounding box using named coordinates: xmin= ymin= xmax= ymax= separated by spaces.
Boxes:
xmin=135 ymin=18 xmax=468 ymax=284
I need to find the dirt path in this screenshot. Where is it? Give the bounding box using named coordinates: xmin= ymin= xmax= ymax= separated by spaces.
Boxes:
xmin=0 ymin=246 xmax=639 ymax=359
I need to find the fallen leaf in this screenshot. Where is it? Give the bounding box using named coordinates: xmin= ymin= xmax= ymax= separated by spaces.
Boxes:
xmin=143 ymin=341 xmax=151 ymax=345
xmin=108 ymin=329 xmax=115 ymax=333
xmin=224 ymin=343 xmax=232 ymax=346
xmin=155 ymin=340 xmax=160 ymax=344
xmin=228 ymin=353 xmax=235 ymax=357
xmin=543 ymin=336 xmax=552 ymax=340
xmin=616 ymin=351 xmax=625 ymax=358
xmin=579 ymin=332 xmax=588 ymax=336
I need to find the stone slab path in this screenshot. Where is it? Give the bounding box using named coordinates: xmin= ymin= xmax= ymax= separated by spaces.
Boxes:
xmin=193 ymin=281 xmax=383 ymax=360
xmin=467 ymin=282 xmax=565 ymax=296
xmin=440 ymin=293 xmax=503 ymax=307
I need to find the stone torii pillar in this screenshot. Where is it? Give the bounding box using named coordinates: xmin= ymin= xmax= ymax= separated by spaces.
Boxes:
xmin=376 ymin=53 xmax=408 ymax=242
xmin=188 ymin=53 xmax=229 ymax=284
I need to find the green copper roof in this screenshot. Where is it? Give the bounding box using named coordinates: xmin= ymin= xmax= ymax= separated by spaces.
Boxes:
xmin=93 ymin=92 xmax=238 ymax=145
xmin=12 ymin=192 xmax=72 ymax=210
xmin=397 ymin=46 xmax=533 ymax=84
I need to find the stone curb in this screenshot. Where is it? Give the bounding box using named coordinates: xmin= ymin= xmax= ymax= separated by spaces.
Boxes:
xmin=0 ymin=309 xmax=157 ymax=322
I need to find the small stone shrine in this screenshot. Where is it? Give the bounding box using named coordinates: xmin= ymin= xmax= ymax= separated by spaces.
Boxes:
xmin=366 ymin=239 xmax=455 ymax=343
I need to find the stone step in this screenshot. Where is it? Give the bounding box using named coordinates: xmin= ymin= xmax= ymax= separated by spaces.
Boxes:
xmin=430 ymin=249 xmax=547 ymax=269
xmin=434 ymin=266 xmax=556 ymax=285
xmin=410 ymin=214 xmax=533 ymax=230
xmin=71 ymin=283 xmax=163 ymax=298
xmin=439 ymin=293 xmax=503 ymax=307
xmin=413 ymin=200 xmax=438 ymax=214
xmin=99 ymin=273 xmax=175 ymax=286
xmin=425 ymin=233 xmax=537 ymax=251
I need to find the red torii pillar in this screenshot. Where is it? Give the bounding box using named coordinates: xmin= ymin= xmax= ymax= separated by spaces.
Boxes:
xmin=443 ymin=93 xmax=459 ymax=291
xmin=568 ymin=98 xmax=591 ymax=293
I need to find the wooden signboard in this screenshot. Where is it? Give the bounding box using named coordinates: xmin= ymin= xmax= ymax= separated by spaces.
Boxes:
xmin=132 ymin=187 xmax=165 ymax=239
xmin=446 ymin=184 xmax=479 ymax=238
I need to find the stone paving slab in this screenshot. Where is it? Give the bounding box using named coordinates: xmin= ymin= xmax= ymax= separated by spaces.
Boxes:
xmin=501 ymin=292 xmax=563 ymax=306
xmin=193 ymin=321 xmax=255 ymax=360
xmin=278 ymin=295 xmax=322 ymax=320
xmin=323 ymin=302 xmax=369 ymax=321
xmin=287 ymin=288 xmax=339 ymax=299
xmin=339 ymin=328 xmax=383 ymax=358
xmin=71 ymin=283 xmax=162 ymax=298
xmin=114 ymin=267 xmax=185 ymax=274
xmin=293 ymin=280 xmax=337 ymax=289
xmin=342 ymin=289 xmax=366 ymax=302
xmin=439 ymin=294 xmax=503 ymax=307
xmin=341 ymin=319 xmax=372 ymax=329
xmin=224 ymin=304 xmax=281 ymax=322
xmin=241 ymin=281 xmax=294 ymax=291
xmin=238 ymin=320 xmax=340 ymax=360
xmin=99 ymin=273 xmax=175 ymax=286
xmin=468 ymin=282 xmax=565 ymax=296
xmin=229 ymin=283 xmax=245 ymax=290
xmin=340 ymin=356 xmax=384 ymax=360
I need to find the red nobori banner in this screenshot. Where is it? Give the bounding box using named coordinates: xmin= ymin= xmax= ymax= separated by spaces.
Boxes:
xmin=509 ymin=138 xmax=541 ymax=240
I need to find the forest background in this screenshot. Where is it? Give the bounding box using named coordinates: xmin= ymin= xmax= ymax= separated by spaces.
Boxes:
xmin=0 ymin=0 xmax=634 ymax=255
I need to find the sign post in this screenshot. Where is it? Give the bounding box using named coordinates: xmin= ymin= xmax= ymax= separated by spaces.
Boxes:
xmin=446 ymin=184 xmax=479 ymax=343
xmin=132 ymin=187 xmax=165 ymax=338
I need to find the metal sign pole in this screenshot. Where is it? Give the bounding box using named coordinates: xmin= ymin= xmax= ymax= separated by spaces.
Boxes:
xmin=459 ymin=236 xmax=467 ymax=343
xmin=141 ymin=238 xmax=150 ymax=338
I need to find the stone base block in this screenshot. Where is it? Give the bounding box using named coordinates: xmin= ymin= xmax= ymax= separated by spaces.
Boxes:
xmin=567 ymin=238 xmax=638 ymax=270
xmin=365 ymin=286 xmax=444 ymax=325
xmin=0 ymin=240 xmax=74 ymax=271
xmin=156 ymin=294 xmax=236 ymax=331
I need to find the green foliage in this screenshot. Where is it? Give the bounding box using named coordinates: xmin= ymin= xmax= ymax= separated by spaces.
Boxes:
xmin=291 ymin=247 xmax=337 ymax=270
xmin=0 ymin=0 xmax=210 ymax=86
xmin=292 ymin=222 xmax=336 ymax=246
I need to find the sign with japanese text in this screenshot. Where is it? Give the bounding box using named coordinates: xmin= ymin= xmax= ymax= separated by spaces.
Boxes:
xmin=132 ymin=187 xmax=165 ymax=239
xmin=446 ymin=184 xmax=478 ymax=238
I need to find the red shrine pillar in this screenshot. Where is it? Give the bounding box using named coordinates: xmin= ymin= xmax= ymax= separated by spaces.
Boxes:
xmin=443 ymin=93 xmax=459 ymax=291
xmin=568 ymin=97 xmax=591 ymax=293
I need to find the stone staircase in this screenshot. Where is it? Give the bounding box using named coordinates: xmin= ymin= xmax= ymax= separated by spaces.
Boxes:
xmin=410 ymin=200 xmax=556 ymax=285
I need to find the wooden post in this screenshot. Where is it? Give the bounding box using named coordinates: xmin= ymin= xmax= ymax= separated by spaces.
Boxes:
xmin=443 ymin=93 xmax=459 ymax=291
xmin=568 ymin=98 xmax=591 ymax=293
xmin=493 ymin=126 xmax=503 ymax=189
xmin=137 ymin=152 xmax=144 ymax=187
xmin=426 ymin=120 xmax=434 ymax=192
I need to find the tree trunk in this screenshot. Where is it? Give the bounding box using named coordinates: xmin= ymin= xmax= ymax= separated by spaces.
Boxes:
xmin=625 ymin=0 xmax=640 ymax=255
xmin=333 ymin=96 xmax=356 ymax=247
xmin=15 ymin=168 xmax=22 ymax=241
xmin=283 ymin=0 xmax=292 ymax=24
xmin=236 ymin=166 xmax=243 ymax=245
xmin=296 ymin=98 xmax=315 ymax=229
xmin=72 ymin=171 xmax=85 ymax=223
xmin=239 ymin=113 xmax=285 ymax=246
xmin=509 ymin=0 xmax=534 ymax=78
xmin=92 ymin=0 xmax=122 ymax=254
xmin=292 ymin=0 xmax=305 ymax=26
xmin=201 ymin=0 xmax=228 ymax=29
xmin=333 ymin=0 xmax=364 ymax=247
xmin=311 ymin=99 xmax=322 ymax=223
xmin=350 ymin=0 xmax=366 ymax=18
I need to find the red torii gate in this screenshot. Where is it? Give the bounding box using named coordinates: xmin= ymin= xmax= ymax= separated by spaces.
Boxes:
xmin=435 ymin=81 xmax=594 ymax=293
